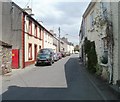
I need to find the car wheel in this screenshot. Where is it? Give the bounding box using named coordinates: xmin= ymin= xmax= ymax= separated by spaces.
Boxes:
xmin=49 ymin=61 xmax=52 ymax=66
xmin=35 ymin=62 xmax=38 ymax=66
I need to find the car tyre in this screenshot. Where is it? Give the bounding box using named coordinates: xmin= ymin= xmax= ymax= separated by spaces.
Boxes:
xmin=49 ymin=61 xmax=52 ymax=66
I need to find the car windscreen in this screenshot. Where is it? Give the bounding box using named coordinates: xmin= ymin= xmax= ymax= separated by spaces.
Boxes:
xmin=39 ymin=49 xmax=50 ymax=54
xmin=37 ymin=54 xmax=50 ymax=57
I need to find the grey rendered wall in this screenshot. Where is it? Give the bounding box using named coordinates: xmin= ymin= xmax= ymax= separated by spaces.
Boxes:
xmin=118 ymin=1 xmax=120 ymax=81
xmin=2 ymin=2 xmax=23 ymax=68
xmin=11 ymin=3 xmax=23 ymax=68
xmin=2 ymin=2 xmax=12 ymax=45
xmin=2 ymin=2 xmax=22 ymax=48
xmin=0 ymin=2 xmax=2 ymax=41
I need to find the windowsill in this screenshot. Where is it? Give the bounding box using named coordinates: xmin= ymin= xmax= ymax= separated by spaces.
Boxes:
xmin=90 ymin=27 xmax=94 ymax=31
xmin=100 ymin=63 xmax=108 ymax=67
xmin=28 ymin=58 xmax=32 ymax=60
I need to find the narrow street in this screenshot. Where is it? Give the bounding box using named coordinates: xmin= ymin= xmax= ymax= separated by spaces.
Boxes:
xmin=1 ymin=54 xmax=118 ymax=100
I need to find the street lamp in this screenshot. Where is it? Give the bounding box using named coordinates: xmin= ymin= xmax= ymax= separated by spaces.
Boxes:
xmin=58 ymin=27 xmax=61 ymax=52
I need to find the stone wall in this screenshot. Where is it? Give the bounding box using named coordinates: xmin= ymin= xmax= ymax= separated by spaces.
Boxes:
xmin=0 ymin=45 xmax=12 ymax=75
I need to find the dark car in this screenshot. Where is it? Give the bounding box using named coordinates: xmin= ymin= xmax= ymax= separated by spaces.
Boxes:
xmin=42 ymin=48 xmax=55 ymax=63
xmin=61 ymin=51 xmax=66 ymax=57
xmin=35 ymin=53 xmax=53 ymax=66
xmin=35 ymin=48 xmax=54 ymax=66
xmin=57 ymin=52 xmax=62 ymax=59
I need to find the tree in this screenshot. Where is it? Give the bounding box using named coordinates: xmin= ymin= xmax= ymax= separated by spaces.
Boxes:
xmin=74 ymin=45 xmax=79 ymax=52
xmin=84 ymin=37 xmax=98 ymax=73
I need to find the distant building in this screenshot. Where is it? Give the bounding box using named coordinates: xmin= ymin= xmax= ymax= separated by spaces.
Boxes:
xmin=61 ymin=37 xmax=74 ymax=53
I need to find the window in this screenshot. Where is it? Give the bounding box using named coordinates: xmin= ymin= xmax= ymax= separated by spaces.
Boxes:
xmin=41 ymin=29 xmax=44 ymax=39
xmin=100 ymin=2 xmax=109 ymax=20
xmin=39 ymin=28 xmax=41 ymax=39
xmin=102 ymin=37 xmax=108 ymax=51
xmin=35 ymin=24 xmax=37 ymax=37
xmin=29 ymin=20 xmax=32 ymax=35
xmin=28 ymin=43 xmax=32 ymax=60
xmin=39 ymin=46 xmax=41 ymax=50
xmin=90 ymin=11 xmax=94 ymax=28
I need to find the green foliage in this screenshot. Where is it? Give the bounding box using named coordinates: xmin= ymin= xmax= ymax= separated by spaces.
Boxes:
xmin=95 ymin=64 xmax=102 ymax=76
xmin=84 ymin=37 xmax=91 ymax=54
xmin=84 ymin=37 xmax=98 ymax=73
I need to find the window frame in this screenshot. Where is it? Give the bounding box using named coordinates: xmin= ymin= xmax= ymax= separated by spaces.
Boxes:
xmin=28 ymin=43 xmax=32 ymax=60
xmin=29 ymin=20 xmax=32 ymax=35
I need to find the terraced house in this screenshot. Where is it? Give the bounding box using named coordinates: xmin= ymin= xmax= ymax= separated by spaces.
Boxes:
xmin=79 ymin=0 xmax=120 ymax=85
xmin=0 ymin=2 xmax=56 ymax=70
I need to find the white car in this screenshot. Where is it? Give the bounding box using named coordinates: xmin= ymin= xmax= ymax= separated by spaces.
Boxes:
xmin=75 ymin=51 xmax=79 ymax=54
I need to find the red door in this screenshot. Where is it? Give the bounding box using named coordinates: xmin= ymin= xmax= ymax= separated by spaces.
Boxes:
xmin=12 ymin=49 xmax=19 ymax=69
xmin=34 ymin=45 xmax=37 ymax=60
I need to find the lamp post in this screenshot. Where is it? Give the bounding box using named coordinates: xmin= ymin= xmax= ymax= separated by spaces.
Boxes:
xmin=58 ymin=27 xmax=61 ymax=52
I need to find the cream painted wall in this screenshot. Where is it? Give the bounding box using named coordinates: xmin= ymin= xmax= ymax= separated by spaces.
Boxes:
xmin=84 ymin=2 xmax=102 ymax=63
xmin=84 ymin=1 xmax=111 ymax=63
xmin=83 ymin=0 xmax=119 ymax=84
xmin=44 ymin=31 xmax=54 ymax=50
xmin=24 ymin=16 xmax=42 ymax=62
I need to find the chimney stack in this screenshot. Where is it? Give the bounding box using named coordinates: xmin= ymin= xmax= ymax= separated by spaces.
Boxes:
xmin=24 ymin=6 xmax=34 ymax=16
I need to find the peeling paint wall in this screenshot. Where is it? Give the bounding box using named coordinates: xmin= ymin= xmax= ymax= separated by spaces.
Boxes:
xmin=111 ymin=2 xmax=119 ymax=84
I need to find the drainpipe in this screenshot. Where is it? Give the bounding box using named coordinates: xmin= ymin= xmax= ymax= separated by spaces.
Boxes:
xmin=22 ymin=13 xmax=25 ymax=68
xmin=109 ymin=1 xmax=114 ymax=84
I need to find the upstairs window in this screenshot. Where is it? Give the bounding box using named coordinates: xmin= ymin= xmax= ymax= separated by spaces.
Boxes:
xmin=29 ymin=20 xmax=32 ymax=35
xmin=90 ymin=11 xmax=94 ymax=28
xmin=39 ymin=28 xmax=41 ymax=39
xmin=35 ymin=24 xmax=37 ymax=37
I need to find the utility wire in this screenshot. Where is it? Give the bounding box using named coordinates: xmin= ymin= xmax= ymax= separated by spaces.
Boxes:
xmin=51 ymin=26 xmax=79 ymax=38
xmin=24 ymin=0 xmax=31 ymax=8
xmin=60 ymin=28 xmax=79 ymax=38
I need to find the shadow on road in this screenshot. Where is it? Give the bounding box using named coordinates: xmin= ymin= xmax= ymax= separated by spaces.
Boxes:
xmin=1 ymin=57 xmax=116 ymax=100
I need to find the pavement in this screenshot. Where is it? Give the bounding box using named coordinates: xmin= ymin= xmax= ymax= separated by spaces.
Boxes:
xmin=109 ymin=84 xmax=120 ymax=99
xmin=1 ymin=54 xmax=119 ymax=100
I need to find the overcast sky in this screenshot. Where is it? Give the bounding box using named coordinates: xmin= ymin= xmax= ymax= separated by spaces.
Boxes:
xmin=12 ymin=0 xmax=91 ymax=45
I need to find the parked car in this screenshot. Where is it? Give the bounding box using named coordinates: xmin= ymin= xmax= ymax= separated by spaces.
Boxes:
xmin=57 ymin=52 xmax=62 ymax=59
xmin=66 ymin=52 xmax=70 ymax=56
xmin=53 ymin=53 xmax=59 ymax=61
xmin=75 ymin=51 xmax=79 ymax=54
xmin=35 ymin=48 xmax=54 ymax=66
xmin=61 ymin=51 xmax=66 ymax=57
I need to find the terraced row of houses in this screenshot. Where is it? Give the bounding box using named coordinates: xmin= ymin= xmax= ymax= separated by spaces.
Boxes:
xmin=0 ymin=2 xmax=74 ymax=74
xmin=79 ymin=0 xmax=120 ymax=85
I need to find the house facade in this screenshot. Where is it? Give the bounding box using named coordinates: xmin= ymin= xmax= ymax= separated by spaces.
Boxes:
xmin=1 ymin=2 xmax=56 ymax=69
xmin=79 ymin=0 xmax=120 ymax=84
xmin=1 ymin=2 xmax=23 ymax=70
xmin=44 ymin=30 xmax=54 ymax=51
xmin=1 ymin=1 xmax=75 ymax=72
xmin=61 ymin=37 xmax=74 ymax=53
xmin=53 ymin=35 xmax=59 ymax=53
xmin=24 ymin=7 xmax=44 ymax=67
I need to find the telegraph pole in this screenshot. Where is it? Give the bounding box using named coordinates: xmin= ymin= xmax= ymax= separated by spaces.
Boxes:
xmin=58 ymin=27 xmax=61 ymax=52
